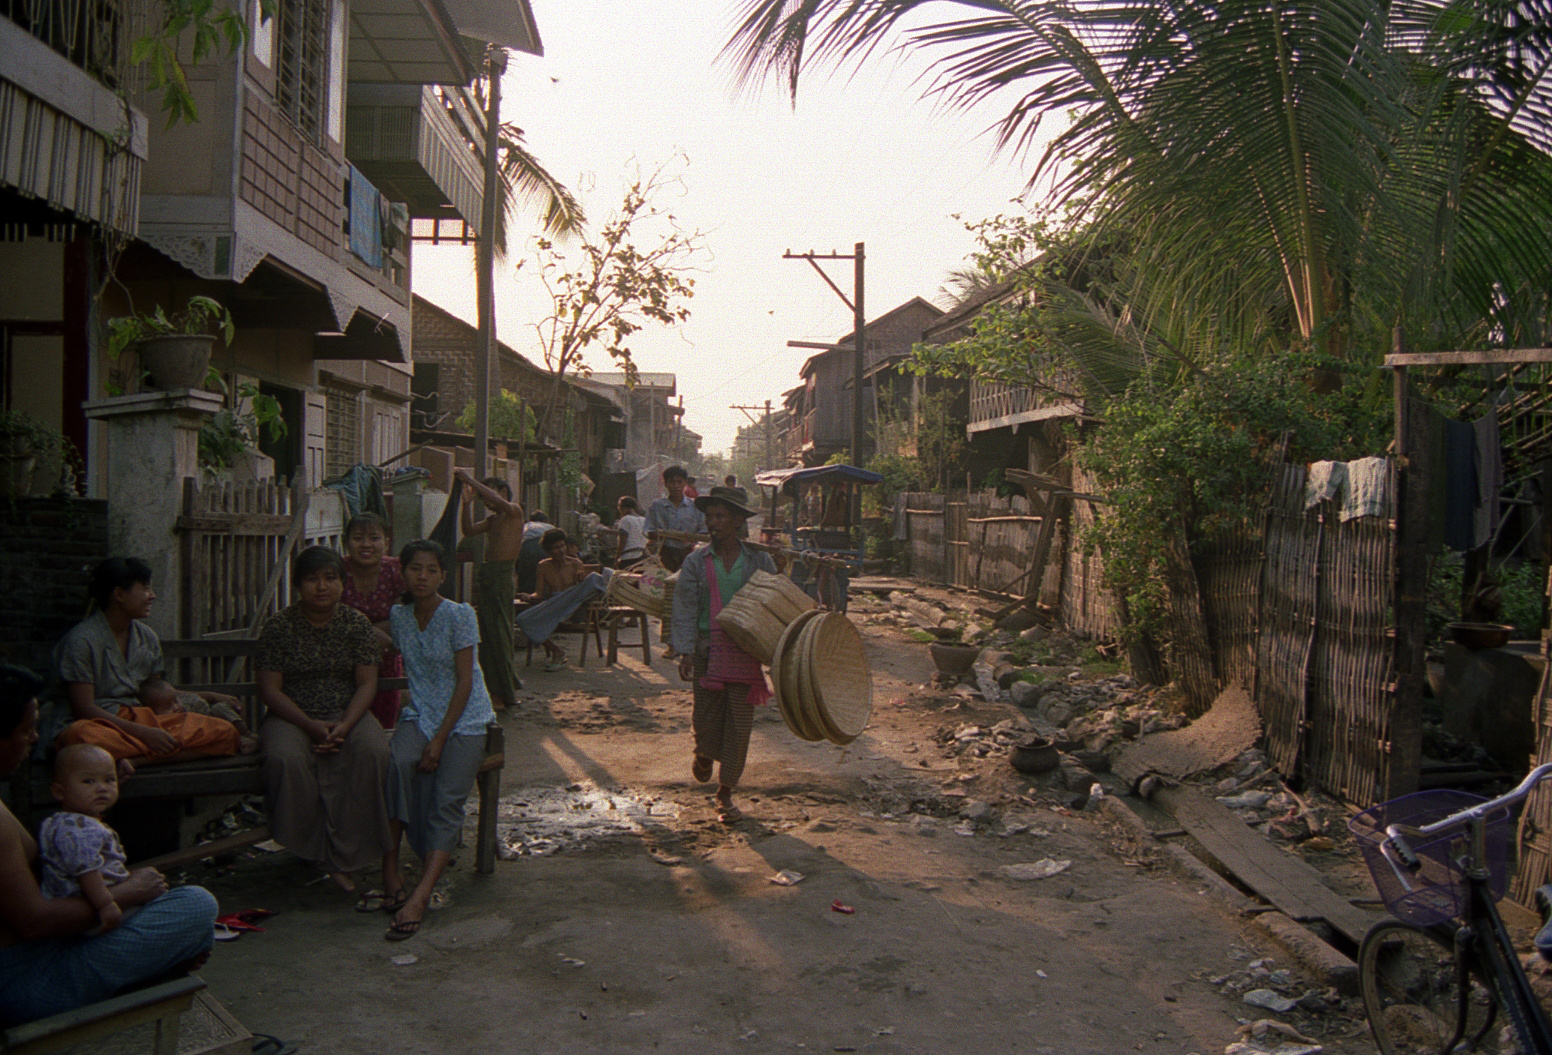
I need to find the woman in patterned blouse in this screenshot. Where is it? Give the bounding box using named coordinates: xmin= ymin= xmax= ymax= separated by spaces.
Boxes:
xmin=339 ymin=513 xmax=405 ymax=730
xmin=254 ymin=546 xmax=392 ymax=895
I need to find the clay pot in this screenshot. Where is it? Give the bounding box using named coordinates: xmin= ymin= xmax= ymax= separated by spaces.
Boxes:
xmin=928 ymin=642 xmax=979 ymax=676
xmin=1009 ymin=736 xmax=1060 ymax=775
xmin=136 ymin=334 xmax=215 ymax=390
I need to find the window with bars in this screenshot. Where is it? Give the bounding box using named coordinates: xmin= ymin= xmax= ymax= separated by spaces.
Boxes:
xmin=324 ymin=386 xmax=360 ymax=478
xmin=276 ymin=0 xmax=326 ymax=140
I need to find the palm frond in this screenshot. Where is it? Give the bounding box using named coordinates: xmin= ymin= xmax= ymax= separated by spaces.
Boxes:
xmin=495 ymin=123 xmax=586 ymax=254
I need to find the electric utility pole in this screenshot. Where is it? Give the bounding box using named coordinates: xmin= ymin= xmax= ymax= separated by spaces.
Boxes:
xmin=473 ymin=45 xmax=507 ymax=478
xmin=782 ymin=244 xmax=865 ymax=468
xmin=731 ymin=400 xmax=775 ymax=473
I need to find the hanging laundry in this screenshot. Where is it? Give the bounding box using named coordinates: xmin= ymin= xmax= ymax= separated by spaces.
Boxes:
xmin=1339 ymin=457 xmax=1390 ymax=522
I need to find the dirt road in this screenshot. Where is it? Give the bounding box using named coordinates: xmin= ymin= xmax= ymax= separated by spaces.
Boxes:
xmin=193 ymin=601 xmax=1373 ymax=1054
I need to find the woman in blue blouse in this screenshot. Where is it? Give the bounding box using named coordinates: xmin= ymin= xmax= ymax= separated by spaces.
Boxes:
xmin=380 ymin=540 xmax=496 ymax=941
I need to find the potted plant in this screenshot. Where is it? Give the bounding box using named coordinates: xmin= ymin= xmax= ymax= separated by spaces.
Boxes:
xmin=199 ymin=380 xmax=286 ymax=477
xmin=927 ymin=625 xmax=981 ymax=676
xmin=106 ymin=295 xmax=235 ymax=390
xmin=0 ymin=408 xmax=67 ymax=497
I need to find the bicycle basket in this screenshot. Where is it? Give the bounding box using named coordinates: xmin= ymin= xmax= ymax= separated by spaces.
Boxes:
xmin=1348 ymin=790 xmax=1510 ymax=927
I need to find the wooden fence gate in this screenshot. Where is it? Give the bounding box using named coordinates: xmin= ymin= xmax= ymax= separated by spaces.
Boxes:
xmin=177 ymin=477 xmax=347 ymax=639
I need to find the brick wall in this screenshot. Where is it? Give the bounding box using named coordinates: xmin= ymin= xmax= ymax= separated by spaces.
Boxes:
xmin=0 ymin=498 xmax=108 ymax=678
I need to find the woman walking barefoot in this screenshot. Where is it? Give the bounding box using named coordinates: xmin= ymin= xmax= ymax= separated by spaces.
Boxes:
xmin=381 ymin=540 xmax=496 ymax=941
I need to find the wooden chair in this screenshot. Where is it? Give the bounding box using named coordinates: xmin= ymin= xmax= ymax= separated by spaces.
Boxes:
xmin=0 ymin=976 xmax=204 ymax=1055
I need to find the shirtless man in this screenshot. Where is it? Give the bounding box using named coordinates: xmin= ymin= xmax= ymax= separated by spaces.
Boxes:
xmin=515 ymin=530 xmax=612 ymax=671
xmin=455 ymin=469 xmax=524 ymax=709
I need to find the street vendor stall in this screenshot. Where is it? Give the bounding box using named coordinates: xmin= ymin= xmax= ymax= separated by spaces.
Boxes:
xmin=754 ymin=464 xmax=883 ymax=611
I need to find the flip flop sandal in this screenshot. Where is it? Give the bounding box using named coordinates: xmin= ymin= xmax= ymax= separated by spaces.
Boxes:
xmin=380 ymin=890 xmax=410 ymax=915
xmin=251 ymin=1033 xmax=299 ymax=1055
xmin=691 ymin=756 xmax=713 ymax=783
xmin=354 ymin=891 xmax=387 ymax=913
xmin=544 ymin=659 xmax=568 ymax=672
xmin=385 ymin=917 xmax=422 ymax=942
xmin=213 ymin=924 xmax=243 ymax=942
xmin=717 ymin=805 xmax=743 ymax=824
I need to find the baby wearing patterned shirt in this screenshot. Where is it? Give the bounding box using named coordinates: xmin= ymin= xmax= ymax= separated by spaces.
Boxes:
xmin=38 ymin=744 xmax=147 ymax=933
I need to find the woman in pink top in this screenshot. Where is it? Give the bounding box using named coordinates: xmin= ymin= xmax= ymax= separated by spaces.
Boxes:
xmin=339 ymin=513 xmax=405 ymax=729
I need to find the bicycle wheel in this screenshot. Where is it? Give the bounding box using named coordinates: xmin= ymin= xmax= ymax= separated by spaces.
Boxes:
xmin=1360 ymin=919 xmax=1500 ymax=1054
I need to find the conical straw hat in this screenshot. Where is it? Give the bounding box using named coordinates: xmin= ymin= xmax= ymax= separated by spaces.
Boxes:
xmin=806 ymin=613 xmax=872 ymax=744
xmin=771 ymin=609 xmax=823 ymax=741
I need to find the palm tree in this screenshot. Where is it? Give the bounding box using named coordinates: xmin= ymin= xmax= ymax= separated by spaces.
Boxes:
xmin=724 ymin=0 xmax=1552 ymax=365
xmin=494 ymin=121 xmax=584 ymax=252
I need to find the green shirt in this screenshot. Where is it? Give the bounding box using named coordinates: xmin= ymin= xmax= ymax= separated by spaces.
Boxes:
xmin=698 ymin=549 xmax=753 ymax=633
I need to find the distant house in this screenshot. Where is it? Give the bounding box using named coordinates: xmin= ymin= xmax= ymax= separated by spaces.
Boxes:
xmin=411 ymin=294 xmax=620 ymax=516
xmin=784 ymin=296 xmax=944 ymax=467
xmin=919 ymin=277 xmax=1084 ymax=482
xmin=586 ymin=372 xmax=696 ymax=471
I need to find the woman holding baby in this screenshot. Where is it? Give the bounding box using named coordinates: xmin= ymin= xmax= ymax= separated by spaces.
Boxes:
xmin=0 ymin=664 xmax=218 ymax=1026
xmin=54 ymin=558 xmax=249 ymax=766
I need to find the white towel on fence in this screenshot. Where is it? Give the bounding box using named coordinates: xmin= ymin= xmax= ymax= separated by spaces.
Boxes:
xmin=1340 ymin=456 xmax=1390 ymax=521
xmin=1304 ymin=460 xmax=1347 ymax=509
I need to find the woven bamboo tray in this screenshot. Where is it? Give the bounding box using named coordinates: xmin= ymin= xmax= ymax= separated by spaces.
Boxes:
xmin=771 ymin=609 xmax=824 ymax=741
xmin=792 ymin=614 xmax=831 ymax=743
xmin=806 ymin=612 xmax=872 ymax=744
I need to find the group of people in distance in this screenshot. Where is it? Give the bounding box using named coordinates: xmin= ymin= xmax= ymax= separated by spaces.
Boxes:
xmin=0 ymin=463 xmax=776 ymax=1025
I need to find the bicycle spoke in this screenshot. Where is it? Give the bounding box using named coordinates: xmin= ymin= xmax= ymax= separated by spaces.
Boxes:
xmin=1360 ymin=921 xmax=1500 ymax=1054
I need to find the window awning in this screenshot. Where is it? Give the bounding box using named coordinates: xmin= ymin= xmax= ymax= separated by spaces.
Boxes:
xmin=439 ymin=0 xmax=542 ymax=54
xmin=349 ymin=0 xmax=477 ymax=85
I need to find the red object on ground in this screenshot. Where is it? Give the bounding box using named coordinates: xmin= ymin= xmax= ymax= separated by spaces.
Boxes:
xmin=831 ymin=899 xmax=855 ymax=915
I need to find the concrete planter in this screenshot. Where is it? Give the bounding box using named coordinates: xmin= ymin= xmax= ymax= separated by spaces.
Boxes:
xmin=928 ymin=642 xmax=980 ymax=676
xmin=136 ymin=334 xmax=215 ymax=390
xmin=0 ymin=451 xmax=37 ymax=497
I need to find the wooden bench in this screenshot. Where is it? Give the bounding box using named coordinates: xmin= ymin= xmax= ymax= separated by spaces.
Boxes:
xmin=0 ymin=975 xmax=204 ymax=1055
xmin=20 ymin=640 xmax=506 ymax=875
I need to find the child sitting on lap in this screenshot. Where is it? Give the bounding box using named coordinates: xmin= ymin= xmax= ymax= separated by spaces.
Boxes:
xmin=38 ymin=744 xmax=150 ymax=933
xmin=139 ymin=677 xmax=257 ymax=752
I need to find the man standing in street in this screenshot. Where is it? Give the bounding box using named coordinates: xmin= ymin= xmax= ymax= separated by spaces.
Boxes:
xmin=456 ymin=469 xmax=523 ymax=709
xmin=646 ymin=465 xmax=706 ymax=657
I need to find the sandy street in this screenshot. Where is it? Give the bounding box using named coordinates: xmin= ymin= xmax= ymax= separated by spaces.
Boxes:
xmin=190 ymin=602 xmax=1373 ymax=1055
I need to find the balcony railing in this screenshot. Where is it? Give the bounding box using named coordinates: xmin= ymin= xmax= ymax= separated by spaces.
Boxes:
xmin=3 ymin=0 xmax=123 ymax=86
xmin=968 ymin=379 xmax=1082 ymax=432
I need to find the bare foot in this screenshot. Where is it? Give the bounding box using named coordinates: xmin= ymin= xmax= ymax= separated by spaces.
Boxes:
xmin=328 ymin=872 xmax=356 ymax=894
xmin=116 ymin=758 xmax=137 ymax=781
xmin=238 ymin=736 xmax=260 ymax=755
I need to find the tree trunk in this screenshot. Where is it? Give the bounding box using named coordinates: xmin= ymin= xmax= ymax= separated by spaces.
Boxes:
xmin=1163 ymin=525 xmax=1220 ymax=715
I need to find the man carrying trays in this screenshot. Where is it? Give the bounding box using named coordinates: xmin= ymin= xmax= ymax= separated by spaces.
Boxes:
xmin=647 ymin=465 xmax=706 ymax=658
xmin=670 ymin=486 xmax=777 ymax=825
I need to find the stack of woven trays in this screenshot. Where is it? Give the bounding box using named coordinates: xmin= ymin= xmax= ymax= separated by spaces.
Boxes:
xmin=606 ymin=558 xmax=677 ymax=617
xmin=768 ymin=609 xmax=872 ymax=746
xmin=714 ymin=570 xmax=815 ymax=663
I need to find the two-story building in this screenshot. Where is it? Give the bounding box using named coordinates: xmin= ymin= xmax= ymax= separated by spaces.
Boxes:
xmin=782 ymin=296 xmax=944 ymax=467
xmin=2 ymin=0 xmax=542 ymax=492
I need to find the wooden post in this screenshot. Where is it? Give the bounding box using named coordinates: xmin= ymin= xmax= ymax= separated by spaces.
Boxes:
xmin=1388 ymin=332 xmax=1425 ymax=799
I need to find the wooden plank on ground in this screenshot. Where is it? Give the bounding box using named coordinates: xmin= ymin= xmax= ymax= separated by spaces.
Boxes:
xmin=1155 ymin=785 xmax=1381 ymax=945
xmin=133 ymin=826 xmax=272 ymax=871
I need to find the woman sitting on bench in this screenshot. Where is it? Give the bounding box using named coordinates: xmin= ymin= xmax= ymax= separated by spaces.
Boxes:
xmin=255 ymin=546 xmax=393 ymax=897
xmin=55 ymin=558 xmax=245 ymax=770
xmin=0 ymin=665 xmax=218 ymax=1026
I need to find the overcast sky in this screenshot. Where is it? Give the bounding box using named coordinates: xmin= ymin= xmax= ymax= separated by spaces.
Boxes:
xmin=413 ymin=2 xmax=1052 ymax=456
